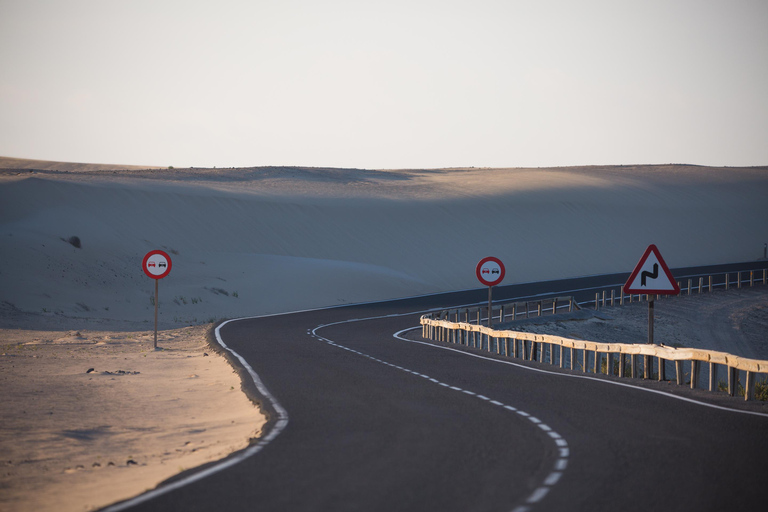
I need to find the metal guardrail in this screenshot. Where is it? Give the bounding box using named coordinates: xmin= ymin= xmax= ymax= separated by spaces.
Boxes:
xmin=433 ymin=296 xmax=579 ymax=326
xmin=589 ymin=268 xmax=768 ymax=309
xmin=421 ymin=268 xmax=768 ymax=401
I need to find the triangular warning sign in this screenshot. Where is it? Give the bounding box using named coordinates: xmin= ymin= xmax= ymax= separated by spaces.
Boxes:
xmin=623 ymin=244 xmax=680 ymax=295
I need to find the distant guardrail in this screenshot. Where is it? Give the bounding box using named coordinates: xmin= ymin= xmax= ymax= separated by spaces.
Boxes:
xmin=589 ymin=268 xmax=768 ymax=309
xmin=420 ymin=267 xmax=768 ymax=401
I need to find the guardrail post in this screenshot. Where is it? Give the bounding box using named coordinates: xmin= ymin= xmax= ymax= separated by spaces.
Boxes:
xmin=658 ymin=357 xmax=666 ymax=381
xmin=618 ymin=354 xmax=625 ymax=377
xmin=709 ymin=275 xmax=713 ymax=292
xmin=709 ymin=363 xmax=718 ymax=392
xmin=675 ymin=361 xmax=683 ymax=385
xmin=595 ymin=293 xmax=599 ymax=310
xmin=593 ymin=352 xmax=600 ymax=374
xmin=745 ymin=371 xmax=755 ymax=401
xmin=537 ymin=302 xmax=543 ymax=317
xmin=691 ymin=361 xmax=701 ymax=389
xmin=559 ymin=345 xmax=565 ymax=368
xmin=606 ymin=353 xmax=614 ymax=375
xmin=725 ymin=273 xmax=729 ymax=290
xmin=737 ymin=271 xmax=742 ymax=289
xmin=698 ymin=277 xmax=703 ymax=294
xmin=644 ymin=355 xmax=652 ymax=379
xmin=569 ymin=347 xmax=575 ymax=370
xmin=553 ymin=298 xmax=557 ymax=315
xmin=525 ymin=302 xmax=530 ymax=319
xmin=620 ymin=289 xmax=624 ymax=305
xmin=750 ymin=271 xmax=754 ymax=287
xmin=763 ymin=269 xmax=767 ymax=285
xmin=687 ymin=279 xmax=692 ymax=295
xmin=610 ymin=290 xmax=615 ymax=307
xmin=728 ymin=366 xmax=737 ymax=397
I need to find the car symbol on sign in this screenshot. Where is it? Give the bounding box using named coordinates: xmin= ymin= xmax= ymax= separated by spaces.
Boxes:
xmin=159 ymin=262 xmax=166 ymax=268
xmin=482 ymin=268 xmax=490 ymax=274
xmin=491 ymin=269 xmax=499 ymax=274
xmin=148 ymin=262 xmax=156 ymax=268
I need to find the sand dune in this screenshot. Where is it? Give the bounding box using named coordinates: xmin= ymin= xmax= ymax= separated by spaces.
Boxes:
xmin=1 ymin=162 xmax=766 ymax=328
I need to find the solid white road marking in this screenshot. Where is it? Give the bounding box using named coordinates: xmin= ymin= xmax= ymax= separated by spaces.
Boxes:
xmin=100 ymin=319 xmax=290 ymax=512
xmin=393 ymin=326 xmax=768 ymax=419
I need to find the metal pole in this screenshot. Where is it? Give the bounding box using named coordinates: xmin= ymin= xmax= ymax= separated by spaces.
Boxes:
xmin=487 ymin=286 xmax=493 ymax=328
xmin=154 ymin=279 xmax=159 ymax=350
xmin=648 ymin=298 xmax=654 ymax=345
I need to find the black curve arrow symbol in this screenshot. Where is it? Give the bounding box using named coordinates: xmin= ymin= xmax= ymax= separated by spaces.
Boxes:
xmin=641 ymin=263 xmax=658 ymax=286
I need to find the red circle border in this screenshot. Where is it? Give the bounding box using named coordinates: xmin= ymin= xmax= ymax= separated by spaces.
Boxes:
xmin=142 ymin=250 xmax=172 ymax=279
xmin=476 ymin=256 xmax=505 ymax=287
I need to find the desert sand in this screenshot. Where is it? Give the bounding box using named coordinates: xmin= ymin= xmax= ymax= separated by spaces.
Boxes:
xmin=0 ymin=324 xmax=264 ymax=512
xmin=1 ymin=157 xmax=767 ymax=510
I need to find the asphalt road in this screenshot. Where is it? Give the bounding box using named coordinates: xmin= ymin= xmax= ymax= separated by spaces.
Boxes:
xmin=108 ymin=261 xmax=768 ymax=512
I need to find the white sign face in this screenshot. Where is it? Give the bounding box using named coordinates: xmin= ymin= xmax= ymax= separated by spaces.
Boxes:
xmin=145 ymin=254 xmax=169 ymax=276
xmin=480 ymin=261 xmax=502 ymax=278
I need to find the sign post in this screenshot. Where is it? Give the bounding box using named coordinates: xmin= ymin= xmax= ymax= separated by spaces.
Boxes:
xmin=623 ymin=244 xmax=680 ymax=345
xmin=142 ymin=250 xmax=173 ymax=349
xmin=476 ymin=257 xmax=506 ymax=327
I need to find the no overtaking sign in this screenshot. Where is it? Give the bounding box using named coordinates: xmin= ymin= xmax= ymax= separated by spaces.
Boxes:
xmin=143 ymin=250 xmax=172 ymax=349
xmin=143 ymin=250 xmax=172 ymax=279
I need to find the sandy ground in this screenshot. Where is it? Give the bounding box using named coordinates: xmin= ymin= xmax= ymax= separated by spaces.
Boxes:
xmin=512 ymin=286 xmax=768 ymax=360
xmin=0 ymin=323 xmax=265 ymax=512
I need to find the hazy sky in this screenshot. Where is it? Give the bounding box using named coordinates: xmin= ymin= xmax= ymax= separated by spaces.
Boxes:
xmin=1 ymin=0 xmax=766 ymax=169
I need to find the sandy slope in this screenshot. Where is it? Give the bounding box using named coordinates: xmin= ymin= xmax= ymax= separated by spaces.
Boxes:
xmin=2 ymin=163 xmax=766 ymax=326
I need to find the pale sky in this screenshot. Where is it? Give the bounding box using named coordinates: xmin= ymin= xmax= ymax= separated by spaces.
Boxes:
xmin=1 ymin=0 xmax=767 ymax=169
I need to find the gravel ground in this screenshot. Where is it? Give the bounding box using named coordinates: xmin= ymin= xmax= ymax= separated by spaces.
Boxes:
xmin=511 ymin=285 xmax=768 ymax=360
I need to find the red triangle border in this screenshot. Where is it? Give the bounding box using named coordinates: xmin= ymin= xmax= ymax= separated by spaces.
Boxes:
xmin=623 ymin=244 xmax=681 ymax=295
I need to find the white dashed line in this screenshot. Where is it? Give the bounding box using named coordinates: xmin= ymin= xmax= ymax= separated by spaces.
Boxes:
xmin=311 ymin=323 xmax=570 ymax=512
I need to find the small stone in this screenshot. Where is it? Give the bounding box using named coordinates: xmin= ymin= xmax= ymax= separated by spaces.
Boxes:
xmin=86 ymin=368 xmax=95 ymax=373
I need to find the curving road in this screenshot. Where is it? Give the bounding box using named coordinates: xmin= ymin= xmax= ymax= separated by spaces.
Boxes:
xmin=106 ymin=262 xmax=768 ymax=512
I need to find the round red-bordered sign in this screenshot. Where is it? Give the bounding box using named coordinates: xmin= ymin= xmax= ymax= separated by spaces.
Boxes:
xmin=142 ymin=250 xmax=172 ymax=279
xmin=476 ymin=256 xmax=505 ymax=287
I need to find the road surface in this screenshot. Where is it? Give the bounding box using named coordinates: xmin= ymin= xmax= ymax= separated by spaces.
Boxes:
xmin=107 ymin=262 xmax=768 ymax=512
